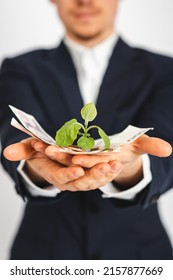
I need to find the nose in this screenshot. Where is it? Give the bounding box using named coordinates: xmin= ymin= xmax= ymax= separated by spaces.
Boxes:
xmin=77 ymin=0 xmax=92 ymax=3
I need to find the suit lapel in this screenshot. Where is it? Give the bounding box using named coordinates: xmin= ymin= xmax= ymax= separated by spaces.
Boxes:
xmin=49 ymin=41 xmax=84 ymax=121
xmin=96 ymin=38 xmax=137 ymax=135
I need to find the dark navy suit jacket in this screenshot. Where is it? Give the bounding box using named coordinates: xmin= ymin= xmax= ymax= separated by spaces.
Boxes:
xmin=0 ymin=38 xmax=173 ymax=259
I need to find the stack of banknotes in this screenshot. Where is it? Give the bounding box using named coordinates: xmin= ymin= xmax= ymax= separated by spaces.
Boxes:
xmin=9 ymin=105 xmax=153 ymax=155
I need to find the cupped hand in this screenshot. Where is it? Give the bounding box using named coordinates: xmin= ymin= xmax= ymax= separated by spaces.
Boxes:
xmin=3 ymin=138 xmax=123 ymax=191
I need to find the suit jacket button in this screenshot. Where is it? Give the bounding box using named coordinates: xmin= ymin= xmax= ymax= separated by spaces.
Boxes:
xmin=150 ymin=193 xmax=160 ymax=204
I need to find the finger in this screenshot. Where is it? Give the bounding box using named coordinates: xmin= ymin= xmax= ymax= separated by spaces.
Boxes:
xmin=108 ymin=160 xmax=123 ymax=173
xmin=31 ymin=139 xmax=49 ymax=154
xmin=3 ymin=138 xmax=36 ymax=161
xmin=134 ymin=135 xmax=172 ymax=157
xmin=72 ymin=154 xmax=115 ymax=168
xmin=45 ymin=164 xmax=85 ymax=185
xmin=45 ymin=145 xmax=73 ymax=166
xmin=65 ymin=162 xmax=121 ymax=191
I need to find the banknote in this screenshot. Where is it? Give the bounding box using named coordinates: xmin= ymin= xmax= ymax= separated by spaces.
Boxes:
xmin=9 ymin=105 xmax=153 ymax=155
xmin=11 ymin=117 xmax=39 ymax=139
xmin=9 ymin=105 xmax=55 ymax=145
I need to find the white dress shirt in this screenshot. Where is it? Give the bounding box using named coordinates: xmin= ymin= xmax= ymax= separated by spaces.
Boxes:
xmin=17 ymin=32 xmax=152 ymax=199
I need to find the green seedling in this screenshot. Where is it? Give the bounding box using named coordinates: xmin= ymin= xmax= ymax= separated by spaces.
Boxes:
xmin=55 ymin=102 xmax=110 ymax=151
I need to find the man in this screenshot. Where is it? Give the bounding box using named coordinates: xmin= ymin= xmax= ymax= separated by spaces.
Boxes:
xmin=0 ymin=0 xmax=173 ymax=259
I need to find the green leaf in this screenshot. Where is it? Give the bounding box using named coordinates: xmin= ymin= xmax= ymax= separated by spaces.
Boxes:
xmin=55 ymin=119 xmax=81 ymax=146
xmin=97 ymin=127 xmax=110 ymax=150
xmin=81 ymin=102 xmax=97 ymax=123
xmin=77 ymin=136 xmax=95 ymax=150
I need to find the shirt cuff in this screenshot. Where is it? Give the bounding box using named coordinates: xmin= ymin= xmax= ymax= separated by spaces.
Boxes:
xmin=17 ymin=160 xmax=61 ymax=197
xmin=99 ymin=154 xmax=152 ymax=200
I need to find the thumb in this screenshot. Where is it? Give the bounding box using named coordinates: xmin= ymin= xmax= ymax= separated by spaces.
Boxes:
xmin=3 ymin=138 xmax=36 ymax=161
xmin=133 ymin=135 xmax=172 ymax=157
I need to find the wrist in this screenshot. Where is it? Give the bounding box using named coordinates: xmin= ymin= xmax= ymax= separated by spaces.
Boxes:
xmin=112 ymin=157 xmax=143 ymax=190
xmin=23 ymin=161 xmax=50 ymax=189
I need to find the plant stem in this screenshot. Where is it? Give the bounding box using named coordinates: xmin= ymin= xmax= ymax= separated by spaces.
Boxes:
xmin=86 ymin=125 xmax=97 ymax=133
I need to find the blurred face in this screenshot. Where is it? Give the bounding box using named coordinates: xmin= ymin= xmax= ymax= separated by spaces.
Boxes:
xmin=50 ymin=0 xmax=119 ymax=46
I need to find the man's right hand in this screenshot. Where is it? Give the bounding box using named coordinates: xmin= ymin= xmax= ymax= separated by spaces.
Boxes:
xmin=3 ymin=138 xmax=123 ymax=192
xmin=3 ymin=138 xmax=85 ymax=191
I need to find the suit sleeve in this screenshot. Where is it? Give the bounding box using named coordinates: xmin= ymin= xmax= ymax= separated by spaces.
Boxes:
xmin=0 ymin=58 xmax=67 ymax=203
xmin=134 ymin=57 xmax=173 ymax=208
xmin=106 ymin=55 xmax=173 ymax=209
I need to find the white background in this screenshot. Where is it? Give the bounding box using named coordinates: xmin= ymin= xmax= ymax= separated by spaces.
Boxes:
xmin=0 ymin=0 xmax=173 ymax=260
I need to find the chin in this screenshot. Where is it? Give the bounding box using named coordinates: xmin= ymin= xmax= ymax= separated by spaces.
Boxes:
xmin=73 ymin=28 xmax=102 ymax=41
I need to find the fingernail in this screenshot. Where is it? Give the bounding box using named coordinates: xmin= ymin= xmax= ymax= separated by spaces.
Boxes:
xmin=111 ymin=163 xmax=122 ymax=173
xmin=99 ymin=167 xmax=108 ymax=174
xmin=49 ymin=147 xmax=60 ymax=153
xmin=73 ymin=170 xmax=83 ymax=177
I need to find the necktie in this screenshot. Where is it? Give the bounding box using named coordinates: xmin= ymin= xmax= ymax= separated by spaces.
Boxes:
xmin=79 ymin=51 xmax=100 ymax=104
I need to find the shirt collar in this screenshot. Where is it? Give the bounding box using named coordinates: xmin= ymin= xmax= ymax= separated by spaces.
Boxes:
xmin=64 ymin=32 xmax=118 ymax=70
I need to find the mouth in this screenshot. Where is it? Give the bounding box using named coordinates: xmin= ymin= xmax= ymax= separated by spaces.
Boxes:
xmin=72 ymin=10 xmax=100 ymax=21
